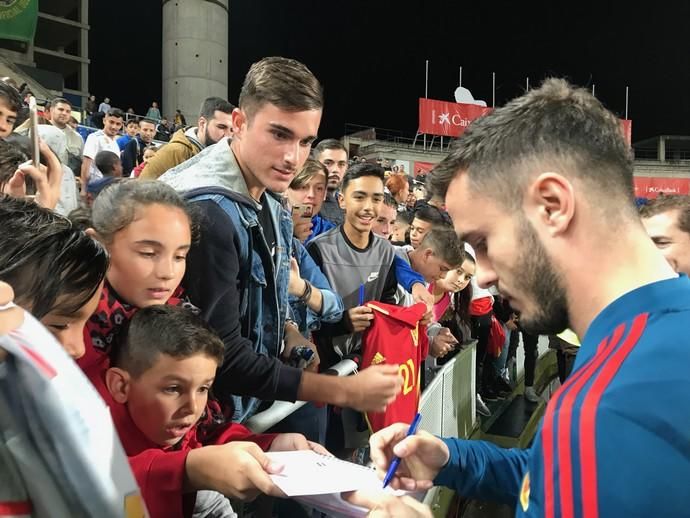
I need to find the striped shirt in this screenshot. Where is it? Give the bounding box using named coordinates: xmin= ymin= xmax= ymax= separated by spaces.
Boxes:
xmin=435 ymin=275 xmax=690 ymax=516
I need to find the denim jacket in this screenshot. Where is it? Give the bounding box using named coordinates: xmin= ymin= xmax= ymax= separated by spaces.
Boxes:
xmin=160 ymin=139 xmax=294 ymax=422
xmin=289 ymin=238 xmax=344 ymax=337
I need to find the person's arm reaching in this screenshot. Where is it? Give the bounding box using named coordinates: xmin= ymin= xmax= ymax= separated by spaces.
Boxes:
xmin=368 ymin=423 xmax=528 ymax=506
xmin=291 ymin=239 xmax=343 ymax=326
xmin=393 ymin=254 xmax=425 ymax=291
xmin=185 ymin=201 xmax=402 ymax=412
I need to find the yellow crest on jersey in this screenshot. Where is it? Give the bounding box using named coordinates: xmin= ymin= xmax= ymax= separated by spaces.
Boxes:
xmin=410 ymin=323 xmax=419 ymax=347
xmin=371 ymin=352 xmax=386 ymax=365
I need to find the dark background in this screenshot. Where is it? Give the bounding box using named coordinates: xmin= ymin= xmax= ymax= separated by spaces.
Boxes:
xmin=89 ymin=1 xmax=690 ymax=143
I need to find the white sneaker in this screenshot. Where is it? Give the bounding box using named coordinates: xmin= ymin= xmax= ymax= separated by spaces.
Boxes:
xmin=476 ymin=394 xmax=491 ymax=417
xmin=524 ymin=386 xmax=540 ymax=403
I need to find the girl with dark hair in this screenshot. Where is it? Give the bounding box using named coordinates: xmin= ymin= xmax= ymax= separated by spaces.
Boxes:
xmin=0 ymin=195 xmax=108 ymax=358
xmin=77 ymin=179 xmax=198 ymax=379
xmin=429 ymin=253 xmax=476 ymax=356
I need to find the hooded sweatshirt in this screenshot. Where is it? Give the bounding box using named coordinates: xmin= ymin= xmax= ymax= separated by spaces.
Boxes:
xmin=138 ymin=127 xmax=203 ymax=180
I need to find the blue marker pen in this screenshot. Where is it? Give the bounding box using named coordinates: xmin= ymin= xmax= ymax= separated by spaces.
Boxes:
xmin=382 ymin=412 xmax=422 ymax=488
xmin=358 ymin=283 xmax=365 ymax=306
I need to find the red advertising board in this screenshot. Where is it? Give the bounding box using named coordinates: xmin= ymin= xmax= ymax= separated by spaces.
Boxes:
xmin=413 ymin=161 xmax=436 ymax=176
xmin=418 ymin=98 xmax=492 ymax=137
xmin=420 ymin=98 xmax=632 ymax=145
xmin=620 ymin=119 xmax=632 ymax=146
xmin=634 ymin=177 xmax=690 ymax=198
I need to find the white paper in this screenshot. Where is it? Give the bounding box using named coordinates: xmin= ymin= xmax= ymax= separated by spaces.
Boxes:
xmin=266 ymin=450 xmax=381 ymax=496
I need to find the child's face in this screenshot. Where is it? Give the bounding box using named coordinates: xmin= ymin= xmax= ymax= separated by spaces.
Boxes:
xmin=40 ymin=281 xmax=104 ymax=360
xmin=372 ymin=204 xmax=397 ymax=239
xmin=437 ymin=259 xmax=475 ymax=293
xmin=391 ymin=221 xmax=408 ymax=242
xmin=338 ymin=175 xmax=384 ymax=235
xmin=287 ymin=173 xmax=327 ymax=215
xmin=125 ymin=353 xmax=218 ymax=446
xmin=105 ymin=203 xmax=191 ymax=308
xmin=0 ymin=98 xmax=17 ymax=139
xmin=409 ymin=217 xmax=433 ymax=249
xmin=143 ymin=149 xmax=156 ymax=163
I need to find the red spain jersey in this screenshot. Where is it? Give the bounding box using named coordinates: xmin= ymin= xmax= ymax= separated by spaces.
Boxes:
xmin=361 ymin=302 xmax=429 ymax=432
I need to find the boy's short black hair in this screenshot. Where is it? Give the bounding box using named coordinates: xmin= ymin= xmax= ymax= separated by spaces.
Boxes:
xmin=0 ymin=139 xmax=27 ymax=191
xmin=413 ymin=204 xmax=452 ymax=227
xmin=382 ymin=193 xmax=398 ymax=209
xmin=341 ymin=162 xmax=385 ymax=193
xmin=94 ymin=150 xmax=120 ymax=176
xmin=0 ymin=81 xmax=22 ymax=112
xmin=396 ymin=211 xmax=412 ymax=225
xmin=113 ymin=305 xmax=224 ymax=379
xmin=106 ymin=108 xmax=124 ymax=119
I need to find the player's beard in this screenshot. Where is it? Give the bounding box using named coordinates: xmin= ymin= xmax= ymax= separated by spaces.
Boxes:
xmin=513 ymin=215 xmax=570 ymax=336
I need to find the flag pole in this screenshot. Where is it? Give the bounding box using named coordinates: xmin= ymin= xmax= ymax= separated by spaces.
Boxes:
xmin=425 ymin=59 xmax=429 ymax=99
xmin=625 ymin=86 xmax=629 ymax=119
xmin=492 ymin=72 xmax=496 ymax=108
xmin=526 ymin=77 xmax=530 ymax=91
xmin=424 ymin=60 xmax=429 ymax=150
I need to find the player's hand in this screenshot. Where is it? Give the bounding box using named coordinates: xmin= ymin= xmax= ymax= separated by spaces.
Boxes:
xmin=185 ymin=442 xmax=287 ymax=501
xmin=369 ymin=423 xmax=449 ymax=491
xmin=347 ymin=305 xmax=374 ymax=333
xmin=343 ymin=364 xmax=402 ymax=412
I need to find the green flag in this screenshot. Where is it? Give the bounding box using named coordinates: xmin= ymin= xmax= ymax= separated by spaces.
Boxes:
xmin=0 ymin=0 xmax=38 ymax=44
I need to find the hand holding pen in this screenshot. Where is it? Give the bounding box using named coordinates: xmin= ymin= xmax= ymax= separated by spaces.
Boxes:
xmin=368 ymin=419 xmax=451 ymax=492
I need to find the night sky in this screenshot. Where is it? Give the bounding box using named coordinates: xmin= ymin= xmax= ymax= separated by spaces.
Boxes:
xmin=89 ymin=1 xmax=690 ymax=143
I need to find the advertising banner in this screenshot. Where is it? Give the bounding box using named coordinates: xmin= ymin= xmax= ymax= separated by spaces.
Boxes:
xmin=418 ymin=98 xmax=492 ymax=137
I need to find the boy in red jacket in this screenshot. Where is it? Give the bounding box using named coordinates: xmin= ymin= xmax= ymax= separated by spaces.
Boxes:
xmin=104 ymin=304 xmax=326 ymax=517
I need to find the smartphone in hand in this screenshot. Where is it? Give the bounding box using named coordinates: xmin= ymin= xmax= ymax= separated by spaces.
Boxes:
xmin=292 ymin=204 xmax=314 ymax=219
xmin=28 ymin=96 xmax=40 ymax=167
